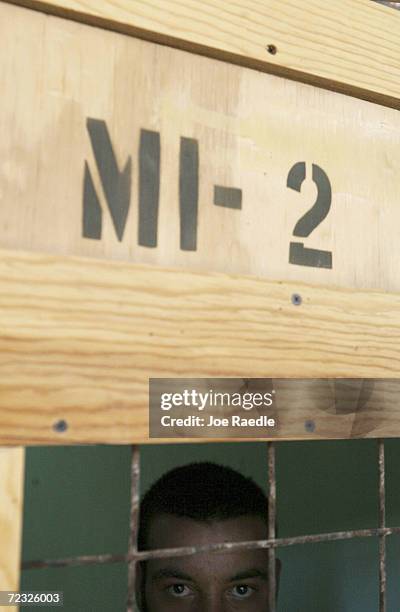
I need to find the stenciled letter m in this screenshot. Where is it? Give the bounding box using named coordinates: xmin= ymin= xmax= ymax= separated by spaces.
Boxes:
xmin=83 ymin=118 xmax=132 ymax=241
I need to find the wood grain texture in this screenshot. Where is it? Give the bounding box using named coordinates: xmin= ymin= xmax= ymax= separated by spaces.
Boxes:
xmin=0 ymin=447 xmax=24 ymax=611
xmin=2 ymin=2 xmax=400 ymax=295
xmin=5 ymin=0 xmax=400 ymax=108
xmin=0 ymin=248 xmax=400 ymax=444
xmin=3 ymin=3 xmax=400 ymax=444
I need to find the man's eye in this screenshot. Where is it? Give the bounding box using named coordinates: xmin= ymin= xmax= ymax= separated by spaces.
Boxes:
xmin=230 ymin=584 xmax=255 ymax=599
xmin=167 ymin=584 xmax=192 ymax=598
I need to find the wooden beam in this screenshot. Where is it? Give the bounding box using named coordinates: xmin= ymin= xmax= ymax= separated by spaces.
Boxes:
xmin=3 ymin=1 xmax=400 ymax=296
xmin=0 ymin=248 xmax=400 ymax=444
xmin=5 ymin=0 xmax=400 ymax=108
xmin=0 ymin=447 xmax=24 ymax=612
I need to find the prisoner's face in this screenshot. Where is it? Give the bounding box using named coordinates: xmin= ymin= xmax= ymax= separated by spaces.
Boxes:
xmin=142 ymin=514 xmax=271 ymax=611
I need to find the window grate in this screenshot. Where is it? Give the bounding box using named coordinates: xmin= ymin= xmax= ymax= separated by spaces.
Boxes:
xmin=22 ymin=440 xmax=393 ymax=611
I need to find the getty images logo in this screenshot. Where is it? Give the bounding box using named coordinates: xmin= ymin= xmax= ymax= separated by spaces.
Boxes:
xmin=160 ymin=389 xmax=275 ymax=411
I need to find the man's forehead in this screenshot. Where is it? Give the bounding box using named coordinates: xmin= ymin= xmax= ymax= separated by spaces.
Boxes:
xmin=148 ymin=559 xmax=269 ymax=586
xmin=146 ymin=513 xmax=268 ymax=549
xmin=146 ymin=544 xmax=269 ymax=586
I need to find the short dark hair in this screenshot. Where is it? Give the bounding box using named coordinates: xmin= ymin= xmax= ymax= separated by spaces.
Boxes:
xmin=138 ymin=461 xmax=268 ymax=550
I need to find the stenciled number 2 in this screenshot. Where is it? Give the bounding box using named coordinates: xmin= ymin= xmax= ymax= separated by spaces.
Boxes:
xmin=287 ymin=162 xmax=333 ymax=269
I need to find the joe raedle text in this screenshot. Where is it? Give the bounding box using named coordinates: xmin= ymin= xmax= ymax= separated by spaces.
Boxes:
xmin=160 ymin=414 xmax=276 ymax=428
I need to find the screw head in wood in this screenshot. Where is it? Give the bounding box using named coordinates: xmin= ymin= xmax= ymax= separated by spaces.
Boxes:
xmin=305 ymin=419 xmax=316 ymax=433
xmin=53 ymin=419 xmax=68 ymax=432
xmin=266 ymin=44 xmax=277 ymax=55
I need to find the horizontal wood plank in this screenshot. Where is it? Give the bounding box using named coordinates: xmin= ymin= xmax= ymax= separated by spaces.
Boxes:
xmin=5 ymin=0 xmax=400 ymax=108
xmin=3 ymin=2 xmax=400 ymax=296
xmin=0 ymin=248 xmax=400 ymax=443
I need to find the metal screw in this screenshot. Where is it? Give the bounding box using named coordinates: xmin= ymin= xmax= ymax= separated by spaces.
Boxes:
xmin=305 ymin=419 xmax=316 ymax=433
xmin=291 ymin=293 xmax=302 ymax=306
xmin=266 ymin=44 xmax=277 ymax=55
xmin=53 ymin=419 xmax=68 ymax=433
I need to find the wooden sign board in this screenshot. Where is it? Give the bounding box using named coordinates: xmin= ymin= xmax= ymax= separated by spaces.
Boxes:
xmin=2 ymin=1 xmax=400 ymax=293
xmin=1 ymin=1 xmax=400 ymax=444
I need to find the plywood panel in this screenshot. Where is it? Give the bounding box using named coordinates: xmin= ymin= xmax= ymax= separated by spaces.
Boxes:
xmin=0 ymin=248 xmax=400 ymax=444
xmin=5 ymin=0 xmax=400 ymax=108
xmin=0 ymin=447 xmax=24 ymax=612
xmin=1 ymin=2 xmax=400 ymax=295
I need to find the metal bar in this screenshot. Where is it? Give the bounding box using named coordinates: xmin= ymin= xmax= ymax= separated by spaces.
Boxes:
xmin=22 ymin=553 xmax=128 ymax=569
xmin=268 ymin=442 xmax=276 ymax=612
xmin=127 ymin=445 xmax=140 ymax=612
xmin=22 ymin=525 xmax=400 ymax=570
xmin=378 ymin=440 xmax=386 ymax=612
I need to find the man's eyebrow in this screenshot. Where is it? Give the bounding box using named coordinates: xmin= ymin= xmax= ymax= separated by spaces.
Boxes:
xmin=151 ymin=567 xmax=194 ymax=582
xmin=229 ymin=569 xmax=268 ymax=582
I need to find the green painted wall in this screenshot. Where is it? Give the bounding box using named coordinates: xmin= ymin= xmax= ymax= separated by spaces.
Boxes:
xmin=20 ymin=440 xmax=400 ymax=611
